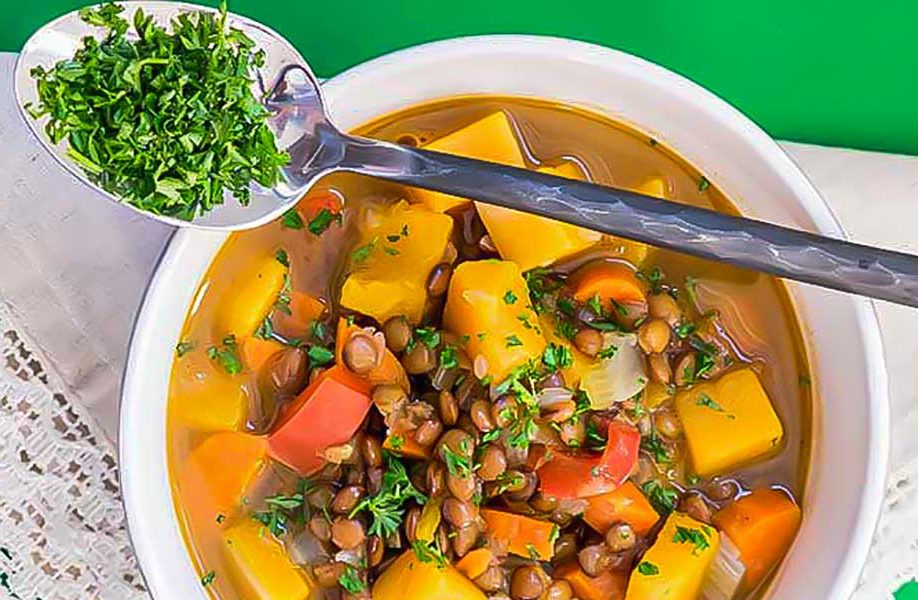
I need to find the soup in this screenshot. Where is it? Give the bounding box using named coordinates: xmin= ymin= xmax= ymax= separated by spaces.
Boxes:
xmin=167 ymin=97 xmax=812 ymax=600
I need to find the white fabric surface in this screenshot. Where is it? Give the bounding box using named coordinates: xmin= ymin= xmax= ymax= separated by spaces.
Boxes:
xmin=0 ymin=50 xmax=916 ymax=597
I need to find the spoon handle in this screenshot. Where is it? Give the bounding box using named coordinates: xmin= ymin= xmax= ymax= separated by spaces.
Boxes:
xmin=338 ymin=135 xmax=918 ymax=307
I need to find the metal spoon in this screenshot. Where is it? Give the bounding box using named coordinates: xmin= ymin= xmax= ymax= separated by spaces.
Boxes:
xmin=16 ymin=2 xmax=918 ymax=307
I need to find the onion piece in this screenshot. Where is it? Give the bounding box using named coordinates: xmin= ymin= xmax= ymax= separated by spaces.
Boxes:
xmin=536 ymin=386 xmax=574 ymax=409
xmin=286 ymin=529 xmax=328 ymax=566
xmin=701 ymin=532 xmax=746 ymax=600
xmin=580 ymin=333 xmax=648 ymax=409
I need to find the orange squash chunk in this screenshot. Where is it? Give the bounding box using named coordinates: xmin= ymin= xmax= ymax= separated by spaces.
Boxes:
xmin=223 ymin=519 xmax=314 ymax=599
xmin=179 ymin=432 xmax=268 ymax=529
xmin=555 ymin=562 xmax=628 ymax=600
xmin=583 ymin=481 xmax=660 ymax=535
xmin=480 ymin=508 xmax=555 ymax=560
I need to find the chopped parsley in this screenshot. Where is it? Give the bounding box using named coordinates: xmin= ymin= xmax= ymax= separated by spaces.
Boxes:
xmin=674 ymin=322 xmax=696 ymax=339
xmin=585 ymin=419 xmax=607 ymax=450
xmin=555 ymin=320 xmax=578 ymax=340
xmin=175 ymin=340 xmax=194 ymax=358
xmin=698 ymin=176 xmax=711 ymax=192
xmin=641 ymin=430 xmax=671 ymax=464
xmin=309 ymin=320 xmax=328 ymax=342
xmin=637 ymin=266 xmax=665 ymax=295
xmin=207 ymin=335 xmax=242 ymax=375
xmin=25 ymin=2 xmax=289 ymax=220
xmin=526 ymin=543 xmax=541 ymax=560
xmin=201 ymin=571 xmax=216 ymax=586
xmin=696 ymin=392 xmax=733 ymax=419
xmin=597 ymin=344 xmax=618 ymax=360
xmin=412 ymin=539 xmax=448 ymax=569
xmin=439 ymin=344 xmax=459 ymax=370
xmin=388 ymin=435 xmax=405 ymax=450
xmin=556 ymin=296 xmax=576 ymax=316
xmin=307 ymin=345 xmax=334 ymax=366
xmin=637 ymin=561 xmax=660 ymax=576
xmin=350 ymin=454 xmax=427 ymax=539
xmin=414 ymin=327 xmax=442 ymax=349
xmin=642 ymin=480 xmax=678 ymax=515
xmin=524 ymin=267 xmax=557 ymax=312
xmin=610 ymin=298 xmax=629 ymax=318
xmin=586 ymin=320 xmax=621 ymax=332
xmin=274 ymin=248 xmax=290 ymax=267
xmin=503 ymin=290 xmax=518 ymax=304
xmin=338 ymin=565 xmax=365 ymax=593
xmin=549 ymin=524 xmax=561 ymax=545
xmin=442 ymin=444 xmax=472 ymax=478
xmin=281 ymin=209 xmax=304 ymax=229
xmin=542 ymin=343 xmax=573 ymax=371
xmin=588 ymin=294 xmax=604 ymax=316
xmin=351 ymin=237 xmax=379 ymax=264
xmin=672 ymin=525 xmax=711 ymax=555
xmin=505 ymin=334 xmax=523 ymax=348
xmin=308 ymin=208 xmax=342 ymax=235
xmin=252 ymin=492 xmax=304 ymax=537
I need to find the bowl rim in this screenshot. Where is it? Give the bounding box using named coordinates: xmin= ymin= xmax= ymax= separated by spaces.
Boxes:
xmin=119 ymin=34 xmax=889 ymax=599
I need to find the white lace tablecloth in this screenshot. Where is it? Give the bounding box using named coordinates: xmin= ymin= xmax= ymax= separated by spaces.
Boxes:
xmin=0 ymin=51 xmax=916 ymax=599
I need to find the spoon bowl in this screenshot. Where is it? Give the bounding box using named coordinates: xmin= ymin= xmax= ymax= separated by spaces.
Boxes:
xmin=15 ymin=1 xmax=316 ymax=230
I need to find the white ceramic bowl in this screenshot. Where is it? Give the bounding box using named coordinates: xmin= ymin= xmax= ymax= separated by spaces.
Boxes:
xmin=120 ymin=36 xmax=889 ymax=599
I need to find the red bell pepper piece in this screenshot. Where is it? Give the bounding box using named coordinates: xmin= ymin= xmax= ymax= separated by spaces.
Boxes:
xmin=537 ymin=421 xmax=641 ymax=499
xmin=267 ymin=365 xmax=371 ymax=475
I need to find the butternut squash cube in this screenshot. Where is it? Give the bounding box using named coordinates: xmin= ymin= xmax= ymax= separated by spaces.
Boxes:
xmin=475 ymin=161 xmax=601 ymax=271
xmin=223 ymin=519 xmax=314 ymax=600
xmin=413 ymin=111 xmax=527 ymax=213
xmin=339 ymin=201 xmax=453 ymax=325
xmin=675 ymin=368 xmax=784 ymax=477
xmin=443 ymin=260 xmax=546 ymax=382
xmin=179 ymin=432 xmax=268 ymax=531
xmin=626 ymin=512 xmax=720 ymax=600
xmin=170 ymin=352 xmax=249 ymax=431
xmin=215 ymin=254 xmax=287 ymax=338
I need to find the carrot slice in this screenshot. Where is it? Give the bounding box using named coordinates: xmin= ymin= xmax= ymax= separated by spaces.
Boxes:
xmin=455 ymin=548 xmax=494 ymax=581
xmin=569 ymin=261 xmax=646 ymax=307
xmin=555 ymin=562 xmax=628 ymax=600
xmin=241 ymin=336 xmax=285 ymax=372
xmin=335 ymin=318 xmax=409 ymax=392
xmin=583 ymin=481 xmax=660 ymax=535
xmin=712 ymin=489 xmax=801 ymax=588
xmin=480 ymin=508 xmax=555 ymax=560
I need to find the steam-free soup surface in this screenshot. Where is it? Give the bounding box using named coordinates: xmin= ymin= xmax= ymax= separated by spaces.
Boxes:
xmin=167 ymin=97 xmax=812 ymax=600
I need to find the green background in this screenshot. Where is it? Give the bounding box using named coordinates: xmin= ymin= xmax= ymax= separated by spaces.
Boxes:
xmin=6 ymin=1 xmax=917 ymax=156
